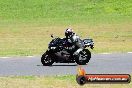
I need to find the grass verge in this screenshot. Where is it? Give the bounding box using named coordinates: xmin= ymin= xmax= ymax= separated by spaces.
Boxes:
xmin=0 ymin=23 xmax=132 ymax=56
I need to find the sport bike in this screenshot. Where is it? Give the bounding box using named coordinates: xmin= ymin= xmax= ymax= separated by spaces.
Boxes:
xmin=41 ymin=34 xmax=94 ymax=66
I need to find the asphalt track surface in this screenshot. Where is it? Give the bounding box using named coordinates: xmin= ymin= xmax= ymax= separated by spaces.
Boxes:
xmin=0 ymin=53 xmax=132 ymax=76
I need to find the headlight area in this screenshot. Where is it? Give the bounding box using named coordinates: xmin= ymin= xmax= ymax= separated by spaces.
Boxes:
xmin=49 ymin=47 xmax=56 ymax=49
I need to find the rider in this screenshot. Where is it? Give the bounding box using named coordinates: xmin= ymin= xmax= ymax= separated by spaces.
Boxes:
xmin=65 ymin=28 xmax=84 ymax=56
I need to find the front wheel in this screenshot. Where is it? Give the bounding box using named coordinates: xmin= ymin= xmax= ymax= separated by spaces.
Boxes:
xmin=41 ymin=51 xmax=54 ymax=66
xmin=75 ymin=49 xmax=91 ymax=65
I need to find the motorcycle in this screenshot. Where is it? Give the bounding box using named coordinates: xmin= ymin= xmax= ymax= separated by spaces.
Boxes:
xmin=41 ymin=34 xmax=94 ymax=66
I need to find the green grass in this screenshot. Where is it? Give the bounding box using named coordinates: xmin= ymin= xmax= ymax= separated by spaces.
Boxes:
xmin=0 ymin=0 xmax=132 ymax=24
xmin=0 ymin=0 xmax=132 ymax=56
xmin=0 ymin=75 xmax=131 ymax=88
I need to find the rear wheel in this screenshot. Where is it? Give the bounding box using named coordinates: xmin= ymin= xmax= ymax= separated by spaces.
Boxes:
xmin=41 ymin=52 xmax=54 ymax=66
xmin=75 ymin=49 xmax=91 ymax=65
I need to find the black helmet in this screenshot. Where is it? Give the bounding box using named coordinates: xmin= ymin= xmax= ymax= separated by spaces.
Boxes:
xmin=65 ymin=28 xmax=74 ymax=38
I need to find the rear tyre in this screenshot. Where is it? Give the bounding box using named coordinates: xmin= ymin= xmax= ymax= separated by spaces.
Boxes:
xmin=75 ymin=49 xmax=91 ymax=65
xmin=41 ymin=52 xmax=54 ymax=66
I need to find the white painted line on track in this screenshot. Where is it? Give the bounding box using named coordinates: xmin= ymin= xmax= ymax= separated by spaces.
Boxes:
xmin=26 ymin=56 xmax=35 ymax=57
xmin=99 ymin=53 xmax=111 ymax=54
xmin=0 ymin=57 xmax=11 ymax=58
xmin=0 ymin=52 xmax=131 ymax=58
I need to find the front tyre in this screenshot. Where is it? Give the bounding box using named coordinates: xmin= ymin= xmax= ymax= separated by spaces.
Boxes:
xmin=41 ymin=52 xmax=54 ymax=66
xmin=75 ymin=49 xmax=91 ymax=65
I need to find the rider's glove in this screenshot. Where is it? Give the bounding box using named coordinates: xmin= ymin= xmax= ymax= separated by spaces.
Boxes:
xmin=73 ymin=51 xmax=79 ymax=56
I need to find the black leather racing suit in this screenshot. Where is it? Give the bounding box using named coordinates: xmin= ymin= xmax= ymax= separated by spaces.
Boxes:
xmin=66 ymin=33 xmax=84 ymax=55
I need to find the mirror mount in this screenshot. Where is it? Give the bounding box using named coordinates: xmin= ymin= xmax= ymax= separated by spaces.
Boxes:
xmin=51 ymin=34 xmax=54 ymax=38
